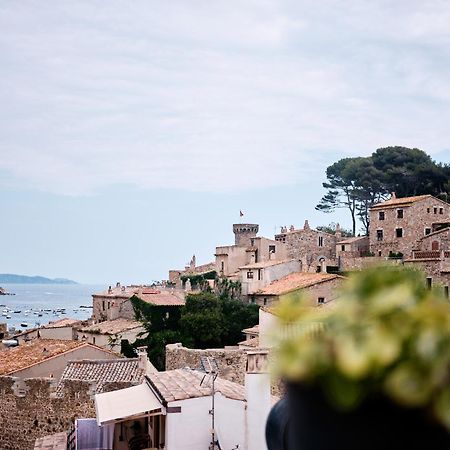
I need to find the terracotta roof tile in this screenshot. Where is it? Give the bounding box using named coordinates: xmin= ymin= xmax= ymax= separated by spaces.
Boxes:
xmin=370 ymin=195 xmax=432 ymax=209
xmin=147 ymin=369 xmax=246 ymax=402
xmin=57 ymin=359 xmax=144 ymax=395
xmin=238 ymin=337 xmax=260 ymax=348
xmin=79 ymin=318 xmax=143 ymax=335
xmin=138 ymin=291 xmax=185 ymax=306
xmin=0 ymin=339 xmax=86 ymax=375
xmin=44 ymin=318 xmax=81 ymax=329
xmin=256 ymin=272 xmax=342 ymax=296
xmin=239 ymin=259 xmax=294 ymax=270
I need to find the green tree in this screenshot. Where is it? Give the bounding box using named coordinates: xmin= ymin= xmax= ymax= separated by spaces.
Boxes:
xmin=316 ymin=223 xmax=353 ymax=238
xmin=372 ymin=147 xmax=449 ymax=198
xmin=316 ymin=157 xmax=385 ymax=236
xmin=180 ymin=293 xmax=224 ymax=348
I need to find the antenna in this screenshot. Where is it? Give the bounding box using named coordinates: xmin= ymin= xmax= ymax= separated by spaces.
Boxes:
xmin=199 ymin=356 xmax=219 ymax=450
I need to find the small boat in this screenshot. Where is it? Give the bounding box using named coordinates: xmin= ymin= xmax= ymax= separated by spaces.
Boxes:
xmin=13 ymin=310 xmax=21 ymax=313
xmin=6 ymin=315 xmax=11 ymax=319
xmin=20 ymin=322 xmax=28 ymax=328
xmin=2 ymin=312 xmax=7 ymax=316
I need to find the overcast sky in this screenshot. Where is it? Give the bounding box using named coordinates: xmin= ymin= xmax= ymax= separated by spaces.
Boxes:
xmin=1 ymin=0 xmax=449 ymax=283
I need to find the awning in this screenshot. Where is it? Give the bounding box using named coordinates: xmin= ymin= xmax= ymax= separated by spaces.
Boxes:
xmin=95 ymin=383 xmax=163 ymax=425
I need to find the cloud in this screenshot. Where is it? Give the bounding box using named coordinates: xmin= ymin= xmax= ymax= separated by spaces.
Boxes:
xmin=0 ymin=0 xmax=449 ymax=195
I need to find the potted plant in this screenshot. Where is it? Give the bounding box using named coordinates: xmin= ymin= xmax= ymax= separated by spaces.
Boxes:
xmin=266 ymin=266 xmax=450 ymax=449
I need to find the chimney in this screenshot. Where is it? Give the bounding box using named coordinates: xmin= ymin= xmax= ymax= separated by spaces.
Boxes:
xmin=335 ymin=223 xmax=342 ymax=239
xmin=108 ymin=285 xmax=112 ymax=294
xmin=303 ymin=220 xmax=310 ymax=230
xmin=116 ymin=282 xmax=121 ymax=288
xmin=289 ymin=225 xmax=295 ymax=232
xmin=137 ymin=346 xmax=156 ymax=375
xmin=246 ymin=350 xmax=271 ymax=450
xmin=391 ymin=192 xmax=396 ymax=199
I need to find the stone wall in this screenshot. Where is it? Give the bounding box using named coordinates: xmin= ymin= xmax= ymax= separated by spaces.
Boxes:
xmin=275 ymin=223 xmax=337 ymax=270
xmin=369 ymin=197 xmax=450 ymax=258
xmin=165 ymin=343 xmax=247 ymax=385
xmin=338 ymin=255 xmax=400 ymax=271
xmin=0 ymin=376 xmax=135 ymax=450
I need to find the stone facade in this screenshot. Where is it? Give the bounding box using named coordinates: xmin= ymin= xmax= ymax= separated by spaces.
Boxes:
xmin=215 ymin=224 xmax=286 ymax=278
xmin=0 ymin=376 xmax=135 ymax=450
xmin=165 ymin=343 xmax=247 ymax=385
xmin=275 ymin=221 xmax=338 ymax=271
xmin=369 ymin=195 xmax=450 ymax=258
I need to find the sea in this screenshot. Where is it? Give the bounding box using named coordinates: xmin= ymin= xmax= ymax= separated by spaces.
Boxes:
xmin=0 ymin=283 xmax=106 ymax=333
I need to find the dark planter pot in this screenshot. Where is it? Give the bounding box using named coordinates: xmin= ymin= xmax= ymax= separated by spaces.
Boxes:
xmin=266 ymin=382 xmax=450 ymax=450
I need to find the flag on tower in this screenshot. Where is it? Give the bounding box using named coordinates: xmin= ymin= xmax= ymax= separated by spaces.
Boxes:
xmin=240 ymin=210 xmax=244 ymax=217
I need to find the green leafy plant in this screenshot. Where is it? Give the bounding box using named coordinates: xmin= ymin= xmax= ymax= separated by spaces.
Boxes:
xmin=272 ymin=266 xmax=450 ymax=430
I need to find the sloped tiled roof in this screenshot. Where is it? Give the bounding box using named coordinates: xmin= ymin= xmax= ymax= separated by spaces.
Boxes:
xmin=57 ymin=359 xmax=144 ymax=394
xmin=337 ymin=236 xmax=368 ymax=245
xmin=147 ymin=369 xmax=246 ymax=402
xmin=44 ymin=318 xmax=81 ymax=329
xmin=238 ymin=337 xmax=260 ymax=348
xmin=138 ymin=291 xmax=185 ymax=306
xmin=370 ymin=195 xmax=432 ymax=210
xmin=256 ymin=272 xmax=342 ymax=296
xmin=0 ymin=340 xmax=103 ymax=375
xmin=79 ymin=318 xmax=143 ymax=335
xmin=239 ymin=259 xmax=293 ymax=270
xmin=242 ymin=325 xmax=259 ymax=335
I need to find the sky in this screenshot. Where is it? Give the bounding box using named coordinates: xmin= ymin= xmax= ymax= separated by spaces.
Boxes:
xmin=1 ymin=0 xmax=450 ymax=284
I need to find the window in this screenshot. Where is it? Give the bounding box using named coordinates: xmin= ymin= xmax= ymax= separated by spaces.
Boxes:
xmin=318 ymin=236 xmax=324 ymax=247
xmin=263 ymin=298 xmax=268 ymax=306
xmin=426 ymin=277 xmax=432 ymax=289
xmin=378 ymin=250 xmax=382 ymax=257
xmin=258 ymin=269 xmax=262 ymax=281
xmin=427 ymin=208 xmax=430 ymax=213
xmin=425 ymin=228 xmax=431 ymax=235
xmin=250 ymin=297 xmax=255 ymax=304
xmin=318 ymin=297 xmax=325 ymax=305
xmin=444 ymin=286 xmax=449 ymax=299
xmin=221 ymin=261 xmax=224 ymax=272
xmin=247 ymin=271 xmax=254 ymax=279
xmin=341 ymin=245 xmax=345 ymax=251
xmin=434 ymin=207 xmax=437 ymax=214
xmin=377 ymin=230 xmax=383 ymax=241
xmin=439 ymin=207 xmax=443 ymax=215
xmin=396 ymin=228 xmax=403 ymax=238
xmin=250 ymin=239 xmax=255 ymax=247
xmin=107 ymin=302 xmax=110 ymax=309
xmin=102 ymin=300 xmax=105 ymax=311
xmin=93 ymin=337 xmax=96 ymax=345
xmin=379 ymin=211 xmax=385 ymax=220
xmin=269 ymin=245 xmax=276 ymax=254
xmin=397 ymin=209 xmax=403 ymax=219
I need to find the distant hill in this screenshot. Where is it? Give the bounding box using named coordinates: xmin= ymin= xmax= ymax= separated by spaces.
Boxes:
xmin=0 ymin=274 xmax=78 ymax=284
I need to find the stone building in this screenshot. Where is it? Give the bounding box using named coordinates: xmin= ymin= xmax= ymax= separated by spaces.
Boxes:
xmin=77 ymin=318 xmax=145 ymax=353
xmin=215 ymin=223 xmax=287 ymax=278
xmin=92 ymin=284 xmax=185 ymax=323
xmin=250 ymin=272 xmax=344 ymax=307
xmin=404 ymin=224 xmax=450 ymax=287
xmin=168 ymin=254 xmax=216 ymax=289
xmin=369 ymin=194 xmax=450 ymax=257
xmin=275 ymin=220 xmax=339 ymax=272
xmin=336 ymin=236 xmax=369 ymax=258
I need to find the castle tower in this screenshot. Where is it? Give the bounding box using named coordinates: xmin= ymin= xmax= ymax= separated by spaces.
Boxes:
xmin=233 ymin=223 xmax=259 ymax=246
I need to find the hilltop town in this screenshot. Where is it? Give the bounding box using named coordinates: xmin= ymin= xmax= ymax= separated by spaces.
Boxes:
xmin=0 ymin=192 xmax=449 ymax=450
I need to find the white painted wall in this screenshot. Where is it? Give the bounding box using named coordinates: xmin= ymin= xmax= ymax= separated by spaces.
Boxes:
xmin=246 ymin=373 xmax=271 ymax=450
xmin=241 ymin=260 xmax=301 ymax=296
xmin=259 ymin=308 xmax=279 ymax=348
xmin=166 ymin=394 xmax=246 ymax=450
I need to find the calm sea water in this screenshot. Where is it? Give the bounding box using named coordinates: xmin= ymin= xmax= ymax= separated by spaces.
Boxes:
xmin=0 ymin=283 xmax=105 ymax=333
